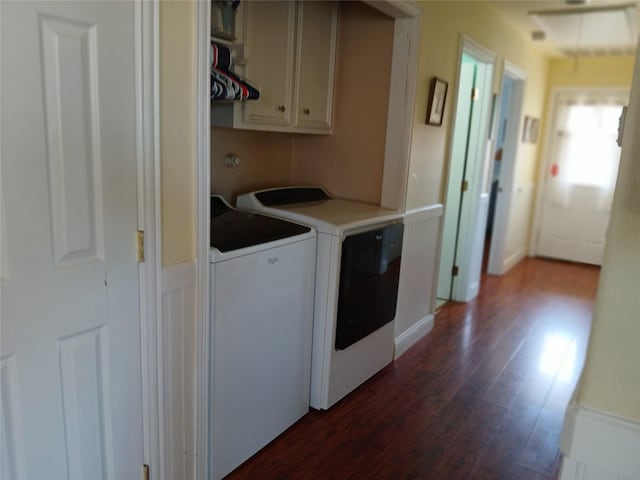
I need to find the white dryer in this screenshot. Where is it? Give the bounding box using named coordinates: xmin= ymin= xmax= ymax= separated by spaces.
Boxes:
xmin=209 ymin=195 xmax=316 ymax=479
xmin=237 ymin=186 xmax=404 ymax=410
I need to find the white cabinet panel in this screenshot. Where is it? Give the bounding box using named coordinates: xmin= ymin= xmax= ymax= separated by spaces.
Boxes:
xmin=295 ymin=2 xmax=338 ymax=130
xmin=242 ymin=1 xmax=295 ymax=126
xmin=211 ymin=0 xmax=337 ymax=134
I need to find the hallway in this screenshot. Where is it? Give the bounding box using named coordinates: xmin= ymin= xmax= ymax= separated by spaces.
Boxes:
xmin=226 ymin=258 xmax=600 ymax=479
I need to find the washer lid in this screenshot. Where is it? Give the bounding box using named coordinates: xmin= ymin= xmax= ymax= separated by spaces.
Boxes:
xmin=211 ymin=195 xmax=311 ymax=253
xmin=237 ymin=187 xmax=403 ymax=235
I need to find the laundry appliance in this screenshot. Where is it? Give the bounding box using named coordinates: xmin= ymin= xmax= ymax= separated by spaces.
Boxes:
xmin=209 ymin=195 xmax=316 ymax=479
xmin=237 ymin=186 xmax=404 ymax=409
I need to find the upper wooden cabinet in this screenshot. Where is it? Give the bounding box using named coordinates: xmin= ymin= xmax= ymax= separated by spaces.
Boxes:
xmin=212 ymin=1 xmax=338 ymax=134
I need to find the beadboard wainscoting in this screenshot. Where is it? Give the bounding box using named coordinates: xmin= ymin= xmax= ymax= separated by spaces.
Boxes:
xmin=559 ymin=402 xmax=640 ymax=480
xmin=161 ymin=261 xmax=197 ymax=480
xmin=394 ymin=204 xmax=444 ymax=359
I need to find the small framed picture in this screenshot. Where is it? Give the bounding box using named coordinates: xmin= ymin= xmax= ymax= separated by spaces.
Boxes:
xmin=529 ymin=118 xmax=540 ymax=143
xmin=426 ymin=77 xmax=448 ymax=126
xmin=522 ymin=115 xmax=531 ymax=143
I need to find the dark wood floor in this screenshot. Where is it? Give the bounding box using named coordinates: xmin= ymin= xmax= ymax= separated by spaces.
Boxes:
xmin=226 ymin=258 xmax=600 ymax=480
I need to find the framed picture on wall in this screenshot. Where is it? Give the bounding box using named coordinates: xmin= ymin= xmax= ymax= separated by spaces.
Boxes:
xmin=529 ymin=118 xmax=540 ymax=143
xmin=522 ymin=115 xmax=531 ymax=142
xmin=426 ymin=77 xmax=448 ymax=126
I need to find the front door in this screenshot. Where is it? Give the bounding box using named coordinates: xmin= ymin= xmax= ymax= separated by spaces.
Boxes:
xmin=536 ymin=91 xmax=627 ymax=265
xmin=1 ymin=2 xmax=144 ymax=478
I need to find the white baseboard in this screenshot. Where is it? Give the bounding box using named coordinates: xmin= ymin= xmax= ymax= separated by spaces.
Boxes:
xmin=394 ymin=314 xmax=434 ymax=359
xmin=559 ymin=401 xmax=640 ymax=480
xmin=502 ymin=247 xmax=526 ymax=274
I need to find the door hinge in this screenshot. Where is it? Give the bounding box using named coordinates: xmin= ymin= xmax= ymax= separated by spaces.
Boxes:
xmin=452 ymin=265 xmax=459 ymax=276
xmin=471 ymin=87 xmax=479 ymax=101
xmin=461 ymin=180 xmax=469 ymax=192
xmin=137 ymin=230 xmax=145 ymax=263
xmin=143 ymin=464 xmax=150 ymax=480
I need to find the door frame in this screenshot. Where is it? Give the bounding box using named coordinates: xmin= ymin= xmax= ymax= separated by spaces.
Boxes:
xmin=194 ymin=1 xmax=421 ymax=478
xmin=135 ymin=0 xmax=163 ymax=476
xmin=437 ymin=35 xmax=496 ymax=302
xmin=486 ymin=60 xmax=527 ymax=275
xmin=529 ymin=86 xmax=630 ymax=256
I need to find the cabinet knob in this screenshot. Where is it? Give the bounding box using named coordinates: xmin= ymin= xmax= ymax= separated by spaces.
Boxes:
xmin=277 ymin=105 xmax=286 ymax=112
xmin=303 ymin=108 xmax=311 ymax=115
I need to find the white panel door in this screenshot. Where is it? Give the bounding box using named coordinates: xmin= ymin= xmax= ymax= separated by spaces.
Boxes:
xmin=437 ymin=62 xmax=475 ymax=300
xmin=537 ymin=91 xmax=627 ymax=265
xmin=1 ymin=2 xmax=143 ymax=479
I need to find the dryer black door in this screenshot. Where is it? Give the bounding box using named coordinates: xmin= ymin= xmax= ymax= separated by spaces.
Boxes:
xmin=335 ymin=222 xmax=404 ymax=350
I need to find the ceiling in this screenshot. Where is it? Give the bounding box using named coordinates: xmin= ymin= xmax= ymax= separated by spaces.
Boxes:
xmin=487 ymin=0 xmax=640 ymax=57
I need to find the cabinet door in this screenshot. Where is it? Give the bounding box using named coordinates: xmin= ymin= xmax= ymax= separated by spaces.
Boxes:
xmin=243 ymin=1 xmax=295 ymax=126
xmin=295 ymin=1 xmax=338 ymax=131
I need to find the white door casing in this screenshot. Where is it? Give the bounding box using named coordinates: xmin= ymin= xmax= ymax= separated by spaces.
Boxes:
xmin=437 ymin=61 xmax=475 ymax=300
xmin=535 ymin=89 xmax=628 ymax=266
xmin=0 ymin=2 xmax=158 ymax=479
xmin=487 ymin=61 xmax=527 ymax=275
xmin=437 ymin=36 xmax=496 ymax=302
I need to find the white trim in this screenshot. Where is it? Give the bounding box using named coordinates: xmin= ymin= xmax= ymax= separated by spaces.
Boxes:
xmin=161 ymin=260 xmax=197 ymax=292
xmin=502 ymin=247 xmax=527 ymax=273
xmin=381 ymin=12 xmax=422 ymax=211
xmin=460 ymin=34 xmax=497 ymax=63
xmin=487 ymin=60 xmax=527 ymax=275
xmin=404 ymin=203 xmax=444 ymax=224
xmin=394 ymin=314 xmax=434 ymax=359
xmin=195 ymin=1 xmax=212 ymax=479
xmin=529 ymin=86 xmax=630 ymax=257
xmin=135 ymin=1 xmax=162 ymax=478
xmin=560 ymin=402 xmax=640 ymax=479
xmin=360 ymin=1 xmax=423 ymax=212
xmin=502 ymin=60 xmax=527 ymax=82
xmin=440 ymin=35 xmax=496 ymax=302
xmin=394 ymin=204 xmax=442 ymax=358
xmin=161 ymin=261 xmax=197 ymax=480
xmin=363 ymin=0 xmax=421 ymax=18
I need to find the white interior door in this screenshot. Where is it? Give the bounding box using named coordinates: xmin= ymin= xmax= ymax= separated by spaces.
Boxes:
xmin=537 ymin=91 xmax=627 ymax=265
xmin=1 ymin=2 xmax=144 ymax=479
xmin=437 ymin=62 xmax=475 ymax=301
xmin=437 ymin=46 xmax=495 ymax=303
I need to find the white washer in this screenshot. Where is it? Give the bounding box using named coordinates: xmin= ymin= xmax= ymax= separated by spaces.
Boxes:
xmin=237 ymin=186 xmax=404 ymax=410
xmin=209 ymin=195 xmax=316 ymax=479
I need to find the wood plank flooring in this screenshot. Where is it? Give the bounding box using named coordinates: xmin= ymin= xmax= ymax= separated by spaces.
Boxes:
xmin=225 ymin=258 xmax=600 ymax=480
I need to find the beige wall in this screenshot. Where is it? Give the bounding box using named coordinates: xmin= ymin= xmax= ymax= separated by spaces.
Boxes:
xmin=546 ymin=55 xmax=635 ymax=88
xmin=407 ymin=0 xmax=549 ymax=210
xmin=291 ymin=1 xmax=394 ymax=204
xmin=210 ymin=1 xmax=394 ymax=206
xmin=160 ymin=1 xmax=196 ymax=266
xmin=210 ymin=128 xmax=293 ymax=204
xmin=576 ymin=53 xmax=640 ymax=422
